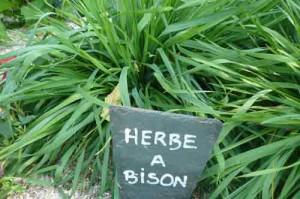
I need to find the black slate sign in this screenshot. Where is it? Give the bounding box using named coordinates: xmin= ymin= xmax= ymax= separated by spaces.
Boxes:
xmin=110 ymin=106 xmax=222 ymax=199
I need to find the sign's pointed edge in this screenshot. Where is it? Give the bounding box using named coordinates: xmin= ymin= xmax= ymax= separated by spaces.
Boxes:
xmin=110 ymin=105 xmax=223 ymax=136
xmin=110 ymin=105 xmax=218 ymax=121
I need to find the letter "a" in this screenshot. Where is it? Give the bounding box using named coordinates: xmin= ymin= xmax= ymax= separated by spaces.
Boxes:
xmin=150 ymin=155 xmax=166 ymax=167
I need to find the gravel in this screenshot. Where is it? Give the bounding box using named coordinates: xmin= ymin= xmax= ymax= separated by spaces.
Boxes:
xmin=0 ymin=29 xmax=26 ymax=55
xmin=8 ymin=184 xmax=111 ymax=199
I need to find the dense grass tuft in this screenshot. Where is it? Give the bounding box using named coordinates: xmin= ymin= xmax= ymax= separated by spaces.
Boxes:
xmin=1 ymin=0 xmax=300 ymax=198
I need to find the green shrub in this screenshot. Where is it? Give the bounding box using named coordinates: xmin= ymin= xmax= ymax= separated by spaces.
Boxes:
xmin=0 ymin=0 xmax=300 ymax=198
xmin=0 ymin=0 xmax=64 ymax=40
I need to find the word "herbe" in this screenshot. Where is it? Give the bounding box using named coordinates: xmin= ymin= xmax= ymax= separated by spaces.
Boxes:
xmin=124 ymin=128 xmax=197 ymax=151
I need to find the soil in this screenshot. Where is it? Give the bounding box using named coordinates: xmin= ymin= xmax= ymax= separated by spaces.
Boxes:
xmin=7 ymin=184 xmax=111 ymax=199
xmin=0 ymin=29 xmax=26 ymax=55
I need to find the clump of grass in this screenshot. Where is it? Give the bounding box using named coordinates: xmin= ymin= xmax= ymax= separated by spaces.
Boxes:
xmin=0 ymin=0 xmax=300 ymax=198
xmin=0 ymin=177 xmax=25 ymax=198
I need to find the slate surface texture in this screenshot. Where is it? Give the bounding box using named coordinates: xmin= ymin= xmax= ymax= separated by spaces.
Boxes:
xmin=110 ymin=106 xmax=222 ymax=199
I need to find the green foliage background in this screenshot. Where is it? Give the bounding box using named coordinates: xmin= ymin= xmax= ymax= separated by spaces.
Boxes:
xmin=1 ymin=0 xmax=300 ymax=198
xmin=0 ymin=0 xmax=62 ymax=41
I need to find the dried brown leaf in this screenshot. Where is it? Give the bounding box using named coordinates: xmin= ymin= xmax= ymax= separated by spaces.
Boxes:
xmin=101 ymin=84 xmax=121 ymax=121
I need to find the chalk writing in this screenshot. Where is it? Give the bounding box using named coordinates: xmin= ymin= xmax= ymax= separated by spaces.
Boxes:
xmin=150 ymin=155 xmax=166 ymax=167
xmin=122 ymin=127 xmax=197 ymax=188
xmin=123 ymin=168 xmax=188 ymax=188
xmin=124 ymin=128 xmax=198 ymax=150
